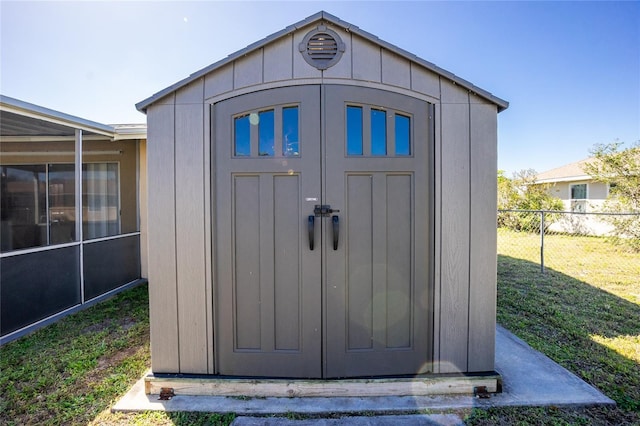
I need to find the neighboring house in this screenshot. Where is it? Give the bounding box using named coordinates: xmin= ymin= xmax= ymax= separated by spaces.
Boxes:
xmin=535 ymin=158 xmax=615 ymax=236
xmin=0 ymin=95 xmax=148 ymax=344
xmin=536 ymin=158 xmax=612 ymax=213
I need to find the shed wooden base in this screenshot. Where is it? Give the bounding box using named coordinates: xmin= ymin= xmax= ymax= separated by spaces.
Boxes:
xmin=144 ymin=374 xmax=501 ymax=398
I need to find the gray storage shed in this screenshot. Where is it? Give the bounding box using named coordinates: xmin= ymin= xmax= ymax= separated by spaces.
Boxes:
xmin=137 ymin=11 xmax=508 ymax=390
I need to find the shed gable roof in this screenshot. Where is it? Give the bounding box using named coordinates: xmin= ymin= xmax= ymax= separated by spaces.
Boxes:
xmin=136 ymin=11 xmax=508 ymax=113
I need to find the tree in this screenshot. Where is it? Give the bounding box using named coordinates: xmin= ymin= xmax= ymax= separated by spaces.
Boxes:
xmin=497 ymin=169 xmax=564 ymax=232
xmin=583 ymin=141 xmax=640 ymax=251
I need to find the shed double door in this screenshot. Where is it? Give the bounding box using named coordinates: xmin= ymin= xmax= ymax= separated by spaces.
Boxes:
xmin=214 ymin=85 xmax=432 ymax=378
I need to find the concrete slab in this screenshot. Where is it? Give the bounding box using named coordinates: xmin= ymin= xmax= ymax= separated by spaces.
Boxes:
xmin=113 ymin=325 xmax=615 ymax=417
xmin=230 ymin=414 xmax=464 ymax=426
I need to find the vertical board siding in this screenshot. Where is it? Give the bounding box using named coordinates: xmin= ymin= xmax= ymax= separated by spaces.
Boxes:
xmin=352 ymin=37 xmax=382 ymax=83
xmin=468 ymin=99 xmax=498 ymax=372
xmin=205 ymin=64 xmax=234 ymax=100
xmin=264 ymin=35 xmax=294 ymax=83
xmin=322 ymin=26 xmax=352 ymax=80
xmin=139 ymin=140 xmax=149 ymax=279
xmin=411 ymin=64 xmax=441 ymax=100
xmin=431 ymin=102 xmax=442 ymax=373
xmin=234 ymin=49 xmax=264 ymax=89
xmin=293 ymin=26 xmax=323 ymax=79
xmin=203 ymin=104 xmax=214 ymax=374
xmin=175 ymin=80 xmax=208 ymax=373
xmin=381 ymin=50 xmax=411 ymax=89
xmin=438 ymin=81 xmax=470 ymax=373
xmin=146 ymin=100 xmax=179 ymax=372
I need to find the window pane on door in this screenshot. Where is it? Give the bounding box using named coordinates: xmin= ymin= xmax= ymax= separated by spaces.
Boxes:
xmin=395 ymin=114 xmax=411 ymax=156
xmin=282 ymin=107 xmax=299 ymax=157
xmin=234 ymin=114 xmax=251 ymax=156
xmin=48 ymin=164 xmax=76 ymax=245
xmin=346 ymin=106 xmax=363 ymax=156
xmin=371 ymin=109 xmax=387 ymax=156
xmin=0 ymin=165 xmax=47 ymax=252
xmin=258 ymin=110 xmax=275 ymax=156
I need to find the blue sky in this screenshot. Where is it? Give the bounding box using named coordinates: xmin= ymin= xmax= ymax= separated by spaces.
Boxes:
xmin=1 ymin=1 xmax=638 ymax=175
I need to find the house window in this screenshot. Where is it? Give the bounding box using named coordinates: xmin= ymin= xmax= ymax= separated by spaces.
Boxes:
xmin=48 ymin=164 xmax=76 ymax=245
xmin=571 ymin=184 xmax=587 ymax=200
xmin=0 ymin=165 xmax=47 ymax=251
xmin=83 ymin=163 xmax=120 ymax=239
xmin=570 ymin=183 xmax=587 ymax=212
xmin=0 ymin=162 xmax=120 ymax=252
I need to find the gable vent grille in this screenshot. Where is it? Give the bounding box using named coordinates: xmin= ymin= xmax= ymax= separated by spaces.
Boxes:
xmin=308 ymin=33 xmax=338 ymax=61
xmin=299 ymin=26 xmax=345 ymax=70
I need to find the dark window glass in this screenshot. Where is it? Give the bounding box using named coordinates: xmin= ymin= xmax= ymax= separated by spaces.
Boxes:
xmin=48 ymin=164 xmax=76 ymax=245
xmin=234 ymin=114 xmax=250 ymax=156
xmin=571 ymin=184 xmax=587 ymax=199
xmin=395 ymin=114 xmax=411 ymax=156
xmin=83 ymin=163 xmax=119 ymax=239
xmin=371 ymin=109 xmax=387 ymax=156
xmin=283 ymin=107 xmax=299 ymax=157
xmin=258 ymin=110 xmax=275 ymax=156
xmin=346 ymin=106 xmax=363 ymax=156
xmin=0 ymin=165 xmax=47 ymax=252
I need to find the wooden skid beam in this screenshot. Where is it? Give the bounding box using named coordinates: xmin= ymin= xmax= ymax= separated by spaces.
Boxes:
xmin=144 ymin=375 xmax=500 ymax=398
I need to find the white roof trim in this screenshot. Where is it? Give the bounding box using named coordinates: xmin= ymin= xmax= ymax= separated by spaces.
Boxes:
xmin=536 ymin=175 xmax=592 ymax=184
xmin=136 ymin=11 xmax=509 ymax=113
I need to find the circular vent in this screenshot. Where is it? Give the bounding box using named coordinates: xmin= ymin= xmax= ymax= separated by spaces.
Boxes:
xmin=299 ymin=26 xmax=345 ymax=70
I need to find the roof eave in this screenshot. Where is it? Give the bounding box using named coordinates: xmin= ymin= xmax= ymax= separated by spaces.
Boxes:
xmin=535 ymin=175 xmax=592 ymax=184
xmin=136 ymin=11 xmax=509 ymax=114
xmin=1 ymin=95 xmax=116 ymax=138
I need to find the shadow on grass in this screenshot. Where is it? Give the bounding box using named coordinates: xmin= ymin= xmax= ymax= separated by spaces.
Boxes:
xmin=497 ymin=255 xmax=640 ymax=413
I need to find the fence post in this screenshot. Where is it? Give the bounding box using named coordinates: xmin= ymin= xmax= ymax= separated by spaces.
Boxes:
xmin=540 ymin=210 xmax=545 ymax=273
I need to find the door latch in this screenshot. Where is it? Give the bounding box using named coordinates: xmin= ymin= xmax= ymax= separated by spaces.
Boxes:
xmin=314 ymin=205 xmax=340 ymax=217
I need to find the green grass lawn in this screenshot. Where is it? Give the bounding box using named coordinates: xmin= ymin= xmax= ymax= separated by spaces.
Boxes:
xmin=1 ymin=231 xmax=638 ymax=425
xmin=466 ymin=229 xmax=640 ymax=425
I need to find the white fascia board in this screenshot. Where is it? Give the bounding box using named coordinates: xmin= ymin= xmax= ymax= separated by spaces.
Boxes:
xmin=112 ymin=124 xmax=147 ymax=141
xmin=536 ymin=175 xmax=592 ymax=184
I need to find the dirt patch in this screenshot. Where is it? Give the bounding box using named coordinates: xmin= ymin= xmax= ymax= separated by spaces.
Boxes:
xmin=82 ymin=319 xmax=114 ymax=334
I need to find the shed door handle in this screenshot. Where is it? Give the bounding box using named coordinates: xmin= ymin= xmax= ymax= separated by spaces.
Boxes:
xmin=332 ymin=215 xmax=339 ymax=250
xmin=308 ymin=215 xmax=315 ymax=250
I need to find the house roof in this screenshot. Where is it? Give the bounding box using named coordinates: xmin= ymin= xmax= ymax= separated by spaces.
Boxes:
xmin=0 ymin=95 xmax=146 ymax=141
xmin=136 ymin=10 xmax=509 ymax=113
xmin=535 ymin=158 xmax=595 ymax=184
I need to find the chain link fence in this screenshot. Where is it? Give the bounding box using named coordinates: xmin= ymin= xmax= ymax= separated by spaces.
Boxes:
xmin=497 ymin=210 xmax=640 ymax=279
